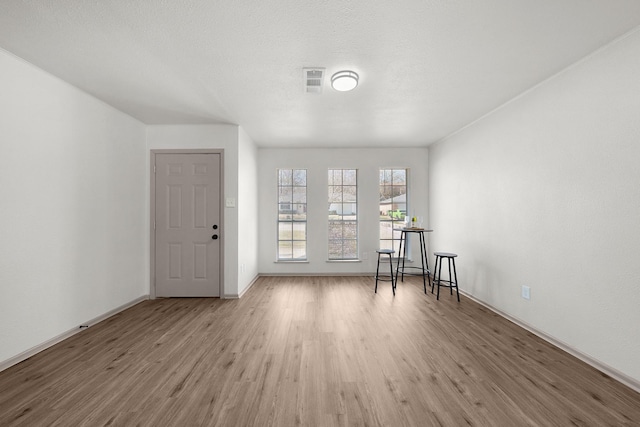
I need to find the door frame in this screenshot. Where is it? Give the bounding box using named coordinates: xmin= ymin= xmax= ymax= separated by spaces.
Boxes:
xmin=150 ymin=149 xmax=225 ymax=299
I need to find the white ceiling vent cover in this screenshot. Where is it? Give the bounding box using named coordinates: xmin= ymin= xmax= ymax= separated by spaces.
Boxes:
xmin=303 ymin=68 xmax=325 ymax=94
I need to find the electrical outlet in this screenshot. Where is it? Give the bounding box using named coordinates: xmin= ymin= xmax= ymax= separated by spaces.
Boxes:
xmin=522 ymin=285 xmax=531 ymax=300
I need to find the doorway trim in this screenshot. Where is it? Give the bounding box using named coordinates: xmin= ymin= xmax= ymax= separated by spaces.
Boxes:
xmin=150 ymin=149 xmax=225 ymax=299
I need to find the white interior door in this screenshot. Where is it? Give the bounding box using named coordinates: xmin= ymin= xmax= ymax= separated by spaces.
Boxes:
xmin=154 ymin=153 xmax=221 ymax=297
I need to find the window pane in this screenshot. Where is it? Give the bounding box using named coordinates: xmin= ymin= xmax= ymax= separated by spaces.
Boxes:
xmin=380 ymin=185 xmax=392 ymax=201
xmin=292 ymin=204 xmax=306 ymax=221
xmin=392 ymin=169 xmax=406 ymax=185
xmin=293 ymin=187 xmax=306 ymax=203
xmin=279 ymin=241 xmax=292 ymax=259
xmin=292 ymin=241 xmax=306 ymax=259
xmin=380 ymin=169 xmax=392 ymax=185
xmin=343 ymin=221 xmax=357 ymax=239
xmin=279 ymin=169 xmax=292 ymax=185
xmin=279 ymin=212 xmax=292 ymax=221
xmin=343 ymin=240 xmax=357 ymax=259
xmin=292 ymin=222 xmax=306 ymax=241
xmin=343 ymin=185 xmax=356 ymax=202
xmin=278 ymin=222 xmax=292 ymax=240
xmin=328 ymin=169 xmax=341 ymax=185
xmin=293 ymin=170 xmax=306 ymax=186
xmin=328 ymin=240 xmax=342 ymax=259
xmin=392 ymin=186 xmax=406 ymax=199
xmin=328 ymin=221 xmax=342 ymax=239
xmin=393 ymin=203 xmax=407 ymax=219
xmin=343 ymin=204 xmax=356 ymax=218
xmin=343 ymin=170 xmax=356 ymax=185
xmin=328 ymin=186 xmax=342 ymax=203
xmin=279 ymin=187 xmax=292 ymax=203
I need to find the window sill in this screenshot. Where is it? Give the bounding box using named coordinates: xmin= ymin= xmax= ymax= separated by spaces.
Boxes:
xmin=326 ymin=259 xmax=362 ymax=263
xmin=275 ymin=260 xmax=309 ymax=264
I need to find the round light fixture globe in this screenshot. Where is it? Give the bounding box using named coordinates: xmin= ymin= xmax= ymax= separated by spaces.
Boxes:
xmin=331 ymin=70 xmax=359 ymax=92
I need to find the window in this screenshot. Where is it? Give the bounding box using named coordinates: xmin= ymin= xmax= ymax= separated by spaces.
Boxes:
xmin=379 ymin=168 xmax=408 ymax=253
xmin=277 ymin=169 xmax=307 ymax=260
xmin=328 ymin=169 xmax=358 ymax=260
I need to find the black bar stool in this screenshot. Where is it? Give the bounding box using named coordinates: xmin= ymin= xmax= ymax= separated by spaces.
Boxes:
xmin=432 ymin=252 xmax=460 ymax=301
xmin=375 ymin=249 xmax=396 ymax=295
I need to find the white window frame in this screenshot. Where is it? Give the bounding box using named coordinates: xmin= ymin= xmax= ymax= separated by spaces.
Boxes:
xmin=277 ymin=169 xmax=307 ymax=261
xmin=328 ymin=169 xmax=358 ymax=260
xmin=379 ymin=168 xmax=409 ymax=257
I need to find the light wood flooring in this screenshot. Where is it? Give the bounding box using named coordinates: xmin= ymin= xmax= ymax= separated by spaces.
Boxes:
xmin=1 ymin=276 xmax=639 ymax=426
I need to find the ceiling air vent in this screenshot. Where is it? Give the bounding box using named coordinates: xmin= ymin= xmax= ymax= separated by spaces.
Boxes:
xmin=303 ymin=68 xmax=325 ymax=94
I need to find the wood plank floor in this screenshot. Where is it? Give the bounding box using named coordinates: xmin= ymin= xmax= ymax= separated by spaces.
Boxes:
xmin=1 ymin=276 xmax=639 ymax=426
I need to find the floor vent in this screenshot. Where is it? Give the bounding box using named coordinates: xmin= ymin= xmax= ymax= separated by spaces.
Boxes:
xmin=303 ymin=68 xmax=325 ymax=94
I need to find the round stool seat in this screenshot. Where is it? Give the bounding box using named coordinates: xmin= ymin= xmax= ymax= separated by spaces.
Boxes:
xmin=434 ymin=252 xmax=457 ymax=258
xmin=377 ymin=249 xmax=395 ymax=254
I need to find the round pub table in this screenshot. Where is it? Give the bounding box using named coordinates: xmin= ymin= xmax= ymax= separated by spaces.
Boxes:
xmin=394 ymin=228 xmax=433 ymax=293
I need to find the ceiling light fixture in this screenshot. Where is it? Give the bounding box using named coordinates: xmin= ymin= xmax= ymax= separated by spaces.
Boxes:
xmin=331 ymin=70 xmax=359 ymax=92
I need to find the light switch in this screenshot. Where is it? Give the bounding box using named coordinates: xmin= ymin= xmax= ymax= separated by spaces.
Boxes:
xmin=225 ymin=198 xmax=236 ymax=208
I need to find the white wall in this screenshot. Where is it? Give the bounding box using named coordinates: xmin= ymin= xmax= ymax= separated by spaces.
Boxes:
xmin=428 ymin=29 xmax=640 ymax=385
xmin=0 ymin=49 xmax=147 ymax=364
xmin=258 ymin=148 xmax=429 ymax=275
xmin=238 ymin=127 xmax=259 ymax=295
xmin=146 ymin=124 xmax=259 ymax=298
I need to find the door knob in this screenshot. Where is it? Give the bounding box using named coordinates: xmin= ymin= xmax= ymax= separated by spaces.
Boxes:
xmin=212 ymin=234 xmax=218 ymax=240
xmin=212 ymin=225 xmax=218 ymax=230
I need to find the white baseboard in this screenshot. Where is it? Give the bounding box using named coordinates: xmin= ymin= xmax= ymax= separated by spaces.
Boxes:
xmin=0 ymin=295 xmax=149 ymax=373
xmin=224 ymin=274 xmax=260 ymax=299
xmin=258 ymin=272 xmax=375 ymax=277
xmin=460 ymin=290 xmax=640 ymax=394
xmin=238 ymin=274 xmax=260 ymax=298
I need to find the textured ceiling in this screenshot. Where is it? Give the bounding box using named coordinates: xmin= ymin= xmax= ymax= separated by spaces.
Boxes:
xmin=1 ymin=1 xmax=640 ymax=148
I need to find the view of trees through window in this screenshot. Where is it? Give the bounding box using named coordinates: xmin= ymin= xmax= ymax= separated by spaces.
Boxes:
xmin=379 ymin=168 xmax=408 ymax=253
xmin=328 ymin=169 xmax=358 ymax=260
xmin=277 ymin=167 xmax=408 ymax=261
xmin=277 ymin=169 xmax=307 ymax=260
